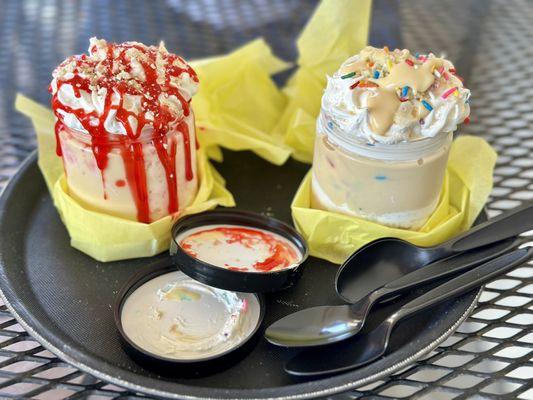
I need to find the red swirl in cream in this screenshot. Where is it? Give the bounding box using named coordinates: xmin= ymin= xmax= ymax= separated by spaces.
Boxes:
xmin=178 ymin=225 xmax=302 ymax=273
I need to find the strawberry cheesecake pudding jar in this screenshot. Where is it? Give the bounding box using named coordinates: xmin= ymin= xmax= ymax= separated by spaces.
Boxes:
xmin=50 ymin=38 xmax=199 ymax=223
xmin=312 ymin=46 xmax=470 ymax=229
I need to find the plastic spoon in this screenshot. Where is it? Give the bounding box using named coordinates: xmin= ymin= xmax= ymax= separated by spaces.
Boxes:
xmin=336 ymin=202 xmax=533 ymax=304
xmin=265 ymin=237 xmax=520 ymax=347
xmin=285 ymin=247 xmax=533 ymax=377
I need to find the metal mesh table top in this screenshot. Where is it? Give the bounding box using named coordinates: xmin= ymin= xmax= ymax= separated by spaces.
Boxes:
xmin=0 ymin=0 xmax=531 ymax=399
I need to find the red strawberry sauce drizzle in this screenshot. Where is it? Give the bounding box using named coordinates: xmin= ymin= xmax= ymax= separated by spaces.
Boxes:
xmin=180 ymin=226 xmax=301 ymax=272
xmin=50 ymin=41 xmax=199 ymax=223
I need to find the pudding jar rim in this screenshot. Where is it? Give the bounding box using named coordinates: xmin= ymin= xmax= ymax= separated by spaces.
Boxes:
xmin=317 ymin=105 xmax=453 ymax=162
xmin=56 ymin=116 xmax=190 ymax=147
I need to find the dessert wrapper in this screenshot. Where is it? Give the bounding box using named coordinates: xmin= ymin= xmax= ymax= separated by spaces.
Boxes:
xmin=15 ymin=94 xmax=235 ymax=262
xmin=185 ymin=0 xmax=373 ymax=164
xmin=292 ymin=136 xmax=496 ymax=264
xmin=275 ymin=0 xmax=373 ymax=163
xmin=191 ymin=38 xmax=293 ymax=165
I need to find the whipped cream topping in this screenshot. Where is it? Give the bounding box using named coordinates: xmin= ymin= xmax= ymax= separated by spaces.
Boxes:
xmin=322 ymin=46 xmax=470 ymax=144
xmin=50 ymin=37 xmax=198 ymax=137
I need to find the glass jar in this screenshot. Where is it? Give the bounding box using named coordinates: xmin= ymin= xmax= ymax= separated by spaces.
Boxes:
xmin=311 ymin=105 xmax=452 ymax=229
xmin=57 ymin=113 xmax=198 ymax=223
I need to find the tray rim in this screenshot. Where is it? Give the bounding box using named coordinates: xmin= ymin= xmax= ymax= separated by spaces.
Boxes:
xmin=0 ymin=151 xmax=481 ymax=400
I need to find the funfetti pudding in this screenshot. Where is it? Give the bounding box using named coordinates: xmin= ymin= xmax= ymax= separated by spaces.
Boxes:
xmin=312 ymin=46 xmax=470 ymax=229
xmin=50 ymin=38 xmax=199 ymax=223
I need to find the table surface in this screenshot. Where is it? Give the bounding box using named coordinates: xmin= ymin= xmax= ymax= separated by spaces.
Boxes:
xmin=0 ymin=0 xmax=532 ymax=399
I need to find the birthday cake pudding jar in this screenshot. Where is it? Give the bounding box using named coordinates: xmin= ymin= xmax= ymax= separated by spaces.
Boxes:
xmin=50 ymin=38 xmax=199 ymax=223
xmin=312 ymin=46 xmax=470 ymax=229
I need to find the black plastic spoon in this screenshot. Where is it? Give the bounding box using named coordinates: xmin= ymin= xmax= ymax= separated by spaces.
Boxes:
xmin=265 ymin=237 xmax=520 ymax=347
xmin=336 ymin=202 xmax=533 ymax=304
xmin=285 ymin=247 xmax=533 ymax=377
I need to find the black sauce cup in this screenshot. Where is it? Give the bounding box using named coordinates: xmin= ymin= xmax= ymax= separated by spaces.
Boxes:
xmin=170 ymin=210 xmax=309 ymax=293
xmin=114 ymin=261 xmax=266 ymax=377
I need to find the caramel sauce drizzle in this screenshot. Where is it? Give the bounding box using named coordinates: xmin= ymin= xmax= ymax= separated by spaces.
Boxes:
xmin=342 ymin=48 xmax=451 ymax=135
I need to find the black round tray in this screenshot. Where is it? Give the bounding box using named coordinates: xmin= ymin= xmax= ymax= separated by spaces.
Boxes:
xmin=0 ymin=151 xmax=480 ymax=399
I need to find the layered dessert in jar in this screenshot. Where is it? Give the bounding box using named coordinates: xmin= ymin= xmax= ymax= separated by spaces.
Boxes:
xmin=312 ymin=46 xmax=470 ymax=229
xmin=50 ymin=38 xmax=199 ymax=223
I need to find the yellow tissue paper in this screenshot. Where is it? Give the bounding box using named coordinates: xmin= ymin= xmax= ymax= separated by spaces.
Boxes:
xmin=15 ymin=94 xmax=235 ymax=262
xmin=291 ymin=136 xmax=496 ymax=264
xmin=275 ymin=0 xmax=373 ymax=163
xmin=191 ymin=38 xmax=293 ymax=165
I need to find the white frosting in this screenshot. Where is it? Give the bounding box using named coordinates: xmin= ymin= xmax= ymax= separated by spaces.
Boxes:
xmin=50 ymin=37 xmax=198 ymax=136
xmin=52 ymin=81 xmax=136 ymax=135
xmin=322 ymin=50 xmax=471 ymax=144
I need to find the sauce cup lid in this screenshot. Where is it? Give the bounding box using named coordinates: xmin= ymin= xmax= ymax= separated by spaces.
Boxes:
xmin=170 ymin=210 xmax=309 ymax=293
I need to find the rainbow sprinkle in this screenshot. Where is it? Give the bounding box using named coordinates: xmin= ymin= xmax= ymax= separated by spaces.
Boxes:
xmin=349 ymin=80 xmax=360 ymax=90
xmin=359 ymin=81 xmax=379 ymax=88
xmin=405 ymin=59 xmax=414 ymax=66
xmin=442 ymin=87 xmax=458 ymax=99
xmin=421 ymin=100 xmax=433 ymax=111
xmin=401 ymin=86 xmax=409 ymax=97
xmin=341 ymin=72 xmax=356 ymax=79
xmin=373 ymin=70 xmax=380 ymax=79
xmin=464 ymin=116 xmax=471 ymax=124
